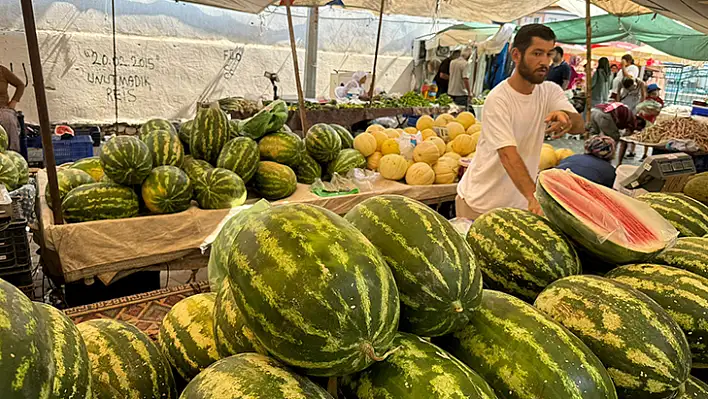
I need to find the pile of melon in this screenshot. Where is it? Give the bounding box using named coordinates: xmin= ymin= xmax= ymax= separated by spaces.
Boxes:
xmin=540 ymin=144 xmax=575 ymax=171
xmin=353 ymin=112 xmax=481 ymax=186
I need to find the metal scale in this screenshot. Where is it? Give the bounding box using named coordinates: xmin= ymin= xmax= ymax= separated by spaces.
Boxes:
xmin=620 ymin=153 xmax=697 ymax=192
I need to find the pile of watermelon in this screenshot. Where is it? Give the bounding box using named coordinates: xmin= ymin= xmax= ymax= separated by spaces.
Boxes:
xmin=0 ymin=125 xmax=30 ymax=191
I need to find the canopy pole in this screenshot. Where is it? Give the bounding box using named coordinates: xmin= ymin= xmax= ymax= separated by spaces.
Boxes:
xmin=285 ymin=1 xmax=308 ymax=133
xmin=368 ymin=0 xmax=386 ymax=101
xmin=304 ymin=7 xmax=319 ymax=98
xmin=585 ymin=0 xmax=592 ymax=126
xmin=20 ymin=0 xmax=63 ymax=223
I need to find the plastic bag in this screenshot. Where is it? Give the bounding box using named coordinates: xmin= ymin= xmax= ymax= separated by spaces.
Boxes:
xmin=311 ymin=173 xmax=360 ymax=197
xmin=666 ymin=139 xmax=700 ymax=153
xmin=398 ymin=132 xmax=421 ymax=161
xmin=347 ymin=168 xmax=379 ymax=192
xmin=9 ymin=181 xmax=36 ymax=226
xmin=449 ymin=217 xmax=474 ymax=237
xmin=371 ymin=116 xmax=398 ymax=128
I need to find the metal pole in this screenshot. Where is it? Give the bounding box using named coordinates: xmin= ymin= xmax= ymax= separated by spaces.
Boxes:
xmin=20 ymin=0 xmax=63 ymax=223
xmin=585 ymin=0 xmax=592 ymax=122
xmin=304 ymin=7 xmax=319 ymax=98
xmin=368 ymin=0 xmax=386 ymax=101
xmin=285 ymin=2 xmax=309 ymax=133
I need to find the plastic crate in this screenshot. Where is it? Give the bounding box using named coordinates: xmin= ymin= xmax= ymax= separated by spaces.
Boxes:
xmin=0 ymin=268 xmax=34 ymax=298
xmin=26 ymin=135 xmax=42 ymax=148
xmin=50 ymin=135 xmax=94 ymax=165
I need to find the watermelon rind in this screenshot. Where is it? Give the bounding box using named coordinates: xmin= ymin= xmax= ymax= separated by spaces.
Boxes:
xmin=295 ymin=153 xmax=322 ymax=184
xmin=182 ymin=156 xmax=213 ymax=192
xmin=139 ymin=118 xmax=177 ymax=140
xmin=5 ymin=150 xmax=29 ymax=186
xmin=70 ymin=156 xmax=104 ymax=182
xmin=0 ymin=124 xmax=8 ymax=151
xmin=253 ymin=161 xmax=297 ymax=200
xmin=258 ymin=131 xmax=304 ymax=167
xmin=654 ymin=237 xmax=708 ymax=279
xmin=100 ymin=136 xmax=153 ymax=185
xmin=217 ymin=137 xmax=259 ymax=184
xmin=142 ymin=129 xmax=185 ymax=168
xmin=46 ymin=168 xmax=94 ymax=209
xmin=305 ymin=123 xmax=342 ymax=163
xmin=345 ymin=195 xmax=483 ymax=337
xmin=327 ymin=148 xmax=366 ymax=178
xmin=0 ymin=152 xmax=19 ymax=191
xmin=213 ymin=280 xmax=268 ymax=358
xmin=535 ymin=275 xmax=691 ymax=399
xmin=62 ymin=182 xmax=139 ymax=223
xmin=331 ymin=124 xmax=354 ymax=149
xmin=179 ymin=119 xmax=194 ymax=153
xmin=191 ymin=103 xmax=229 ymax=165
xmin=194 ymin=168 xmax=246 ymax=210
xmin=142 ymin=166 xmax=193 ymax=214
xmin=684 ymin=376 xmax=708 ymax=397
xmin=639 ymin=193 xmax=708 ymax=237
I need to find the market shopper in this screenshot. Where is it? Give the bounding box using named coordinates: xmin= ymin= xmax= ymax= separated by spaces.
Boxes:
xmin=610 ymin=54 xmax=639 ymax=101
xmin=456 ymin=24 xmax=584 ymax=219
xmin=591 ymin=57 xmax=612 ymax=105
xmin=435 ymin=50 xmax=460 ymax=95
xmin=448 ymin=49 xmax=472 ymax=108
xmin=335 ymin=71 xmax=368 ymax=100
xmin=546 ymin=46 xmax=571 ymax=90
xmin=556 ymin=135 xmax=617 ymax=188
xmin=0 ymin=65 xmax=24 ymax=152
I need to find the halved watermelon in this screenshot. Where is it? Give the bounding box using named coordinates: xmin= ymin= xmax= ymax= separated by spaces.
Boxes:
xmin=536 ymin=169 xmax=677 ymax=264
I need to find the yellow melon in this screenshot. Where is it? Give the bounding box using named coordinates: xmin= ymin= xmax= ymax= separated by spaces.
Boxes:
xmin=366 ymin=124 xmax=385 ymax=133
xmin=446 ymin=141 xmax=454 ymax=153
xmin=403 ymin=127 xmax=418 ymax=135
xmin=467 ymin=123 xmax=482 ymax=135
xmin=451 ymin=134 xmax=475 ymax=156
xmin=372 ymin=131 xmax=389 ymax=152
xmin=455 ymin=111 xmax=477 ymax=129
xmin=413 ymin=141 xmax=440 ymax=165
xmin=469 ymin=132 xmax=480 ymax=153
xmin=384 ymin=128 xmax=400 ymax=139
xmin=555 ymin=148 xmax=574 ymax=162
xmin=427 ymin=136 xmax=446 ymax=156
xmin=353 ymin=133 xmax=377 ymax=157
xmin=379 ymin=154 xmax=408 ymax=180
xmin=406 ymin=162 xmax=435 ymax=185
xmin=539 ymin=146 xmax=559 ymax=170
xmin=381 ymin=139 xmax=400 ymax=155
xmin=416 ymin=115 xmax=434 ymax=132
xmin=442 ymin=152 xmax=462 ymax=161
xmin=447 ymin=122 xmax=467 ymax=141
xmin=434 ymin=113 xmax=455 ymax=127
xmin=542 ymin=143 xmax=555 ymax=151
xmin=421 ymin=129 xmax=437 ymax=141
xmin=433 ymin=157 xmax=459 ymax=184
xmin=367 ymin=151 xmax=383 ymax=171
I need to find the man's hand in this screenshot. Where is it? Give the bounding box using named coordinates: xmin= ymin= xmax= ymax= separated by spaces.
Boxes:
xmin=7 ymin=100 xmax=17 ymax=110
xmin=545 ymin=111 xmax=572 ymax=138
xmin=528 ymin=196 xmax=544 ymax=216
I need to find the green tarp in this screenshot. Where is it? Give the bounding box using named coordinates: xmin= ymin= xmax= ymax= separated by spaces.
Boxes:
xmin=543 ymin=14 xmax=708 ymax=61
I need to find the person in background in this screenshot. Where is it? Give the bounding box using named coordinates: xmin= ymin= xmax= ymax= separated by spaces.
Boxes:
xmin=448 ymin=49 xmax=472 ymax=108
xmin=591 ymin=57 xmax=611 ymax=105
xmin=557 ymin=135 xmax=617 ymax=187
xmin=435 ymin=50 xmax=460 ymax=96
xmin=589 ymin=101 xmax=661 ymax=144
xmin=0 ymin=65 xmax=24 ymax=152
xmin=335 ymin=71 xmax=368 ymax=100
xmin=646 ymin=83 xmax=664 ymax=108
xmin=610 ymin=54 xmax=639 ymax=101
xmin=610 ymin=64 xmax=619 ymax=81
xmin=546 ymin=46 xmax=571 ymax=90
xmin=619 ymin=77 xmax=646 ymax=158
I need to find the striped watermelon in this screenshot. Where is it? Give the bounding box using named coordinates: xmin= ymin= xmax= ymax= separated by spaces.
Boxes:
xmin=341 ymin=332 xmax=497 ymax=399
xmin=194 ymin=168 xmax=246 ymax=209
xmin=182 ymin=156 xmax=213 ymax=191
xmin=327 ymin=149 xmax=366 ymax=178
xmin=435 ymin=289 xmax=617 ymax=399
xmin=606 ymin=264 xmax=708 ymax=368
xmin=0 ymin=279 xmax=53 ymax=398
xmin=535 ymin=275 xmax=691 ymax=399
xmin=639 ymin=193 xmax=708 ymax=237
xmin=142 ymin=166 xmax=193 ymax=214
xmin=258 ymin=131 xmax=304 ymax=167
xmin=467 ymin=207 xmax=581 ymax=301
xmin=179 ymin=119 xmax=194 ymax=151
xmin=684 ymin=376 xmax=708 ymax=398
xmin=331 ymin=124 xmax=354 ymax=149
xmin=70 ymin=156 xmax=104 ymax=182
xmin=139 ymin=118 xmax=177 ymax=140
xmin=190 ymin=103 xmax=229 ymax=165
xmin=6 ymin=150 xmax=28 ymax=186
xmin=213 ymin=280 xmax=268 ymax=357
xmin=0 ymin=152 xmax=19 ymax=190
xmin=228 ymin=119 xmax=240 ymax=139
xmin=306 ymin=123 xmax=341 ymax=163
xmin=62 ymin=182 xmax=139 ymax=223
xmin=253 ymin=161 xmax=297 ymax=200
xmin=100 ymin=136 xmax=153 ymax=185
xmin=180 ymin=353 xmax=333 ymax=399
xmin=77 ymin=319 xmax=177 ymax=399
xmin=345 ymin=195 xmax=482 ymax=337
xmin=158 ymin=293 xmax=220 ymax=381
xmin=226 ymin=204 xmax=400 ymax=376
xmin=33 ymin=302 xmax=93 ymax=399
xmin=295 ymin=153 xmax=322 ymax=184
xmin=0 ymin=124 xmax=8 ymax=151
xmin=142 ymin=130 xmax=185 ymax=167
xmin=217 ymin=137 xmax=259 ymax=184
xmin=655 ymin=237 xmax=708 ymax=278
xmin=46 ymin=168 xmax=94 ymax=209
xmin=537 ymin=169 xmax=678 ymax=264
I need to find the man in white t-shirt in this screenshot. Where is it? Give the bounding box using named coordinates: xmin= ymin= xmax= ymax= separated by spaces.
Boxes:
xmin=456 ymin=24 xmax=584 ymax=219
xmin=610 ymin=54 xmax=640 ymax=101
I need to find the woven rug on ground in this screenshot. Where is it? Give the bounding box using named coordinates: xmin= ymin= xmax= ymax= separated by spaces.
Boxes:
xmin=64 ymin=280 xmax=210 ymax=339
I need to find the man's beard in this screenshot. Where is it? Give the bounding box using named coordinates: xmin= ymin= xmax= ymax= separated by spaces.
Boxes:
xmin=517 ymin=57 xmax=548 ymax=84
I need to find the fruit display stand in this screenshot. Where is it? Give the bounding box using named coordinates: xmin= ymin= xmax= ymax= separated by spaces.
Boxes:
xmin=36 ymin=169 xmax=457 ymax=286
xmin=618 ymin=137 xmax=708 ymax=170
xmin=286 ymin=106 xmax=450 ymax=131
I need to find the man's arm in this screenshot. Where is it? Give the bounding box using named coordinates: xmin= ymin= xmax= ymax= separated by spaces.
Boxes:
xmin=498 ymin=146 xmax=542 ymax=215
xmin=463 ymin=78 xmax=471 ymax=95
xmin=440 ymin=73 xmax=450 ymax=80
xmin=2 ymin=67 xmax=24 ymax=109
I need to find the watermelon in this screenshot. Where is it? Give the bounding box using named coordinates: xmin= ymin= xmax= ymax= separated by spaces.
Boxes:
xmin=62 ymin=182 xmax=139 ymax=223
xmin=142 ymin=166 xmax=193 ymax=214
xmin=435 ymin=289 xmax=617 ymax=399
xmin=536 ymin=169 xmax=678 ymax=264
xmin=0 ymin=124 xmax=8 ymax=151
xmin=345 ymin=195 xmax=483 ymax=337
xmin=327 ymin=149 xmax=366 ymax=178
xmin=655 ymin=237 xmax=708 ymax=279
xmin=238 ymin=108 xmax=272 ymax=140
xmin=191 ymin=103 xmax=229 ymax=165
xmin=158 ymin=293 xmax=220 ymax=381
xmin=77 ymin=319 xmax=177 ymax=399
xmin=6 ymin=150 xmax=28 ymax=186
xmin=253 ymin=161 xmax=297 ymax=200
xmin=331 ymin=124 xmax=354 ymax=149
xmin=341 ymin=332 xmax=498 ymax=399
xmin=467 ymin=207 xmax=581 ymax=301
xmin=534 ymin=275 xmax=691 ymax=399
xmin=180 ymin=353 xmax=333 ymax=399
xmin=639 ymin=193 xmax=708 ymax=237
xmin=305 ymin=123 xmax=341 ymax=163
xmin=46 ymin=168 xmax=94 ymax=209
xmin=258 ymin=131 xmax=304 ymax=167
xmin=606 ymin=264 xmax=708 ymax=367
xmin=295 ymin=153 xmax=322 ymax=184
xmin=182 ymin=156 xmax=213 ymax=190
xmin=179 ymin=119 xmax=194 ymax=150
xmin=228 ymin=119 xmax=240 ymax=139
xmin=264 ymin=99 xmax=288 ymax=133
xmin=216 ymin=137 xmax=259 ymax=184
xmin=33 ymin=302 xmax=93 ymax=399
xmin=0 ymin=152 xmax=19 ymax=190
xmin=100 ymin=135 xmax=153 ymax=185
xmin=139 ymin=118 xmax=177 ymax=139
xmin=70 ymin=156 xmax=104 ymax=182
xmin=213 ymin=279 xmax=268 ymax=357
xmin=0 ymin=279 xmax=53 ymax=398
xmin=142 ymin=130 xmax=185 ymax=167
xmin=194 ymin=168 xmax=246 ymax=209
xmin=684 ymin=376 xmax=708 ymax=398
xmin=226 ymin=203 xmax=400 ymax=376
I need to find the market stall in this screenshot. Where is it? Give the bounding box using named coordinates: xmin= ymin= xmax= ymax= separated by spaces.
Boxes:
xmin=286 ymin=106 xmax=449 ymax=130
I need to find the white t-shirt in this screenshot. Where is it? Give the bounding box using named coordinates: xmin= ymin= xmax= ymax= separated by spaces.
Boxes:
xmin=611 ymin=64 xmax=640 ymax=95
xmin=457 ymin=80 xmax=576 ymax=214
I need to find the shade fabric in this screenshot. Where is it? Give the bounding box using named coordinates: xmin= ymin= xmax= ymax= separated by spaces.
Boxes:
xmin=426 ymin=22 xmax=501 ymax=48
xmin=544 ymin=14 xmax=708 ymax=61
xmin=592 ymin=0 xmax=708 ymax=34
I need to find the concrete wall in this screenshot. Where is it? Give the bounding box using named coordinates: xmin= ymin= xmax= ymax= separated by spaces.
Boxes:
xmin=0 ymin=0 xmax=455 ymax=124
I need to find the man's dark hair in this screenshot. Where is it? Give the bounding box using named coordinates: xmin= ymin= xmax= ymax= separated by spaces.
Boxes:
xmin=553 ymin=46 xmax=564 ymax=57
xmin=622 ymin=77 xmax=635 ymax=89
xmin=512 ymin=24 xmax=556 ymax=54
xmin=451 ymin=50 xmax=462 ymax=58
xmin=636 ymin=117 xmax=647 ymax=131
xmin=622 ymin=54 xmax=634 ymax=64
